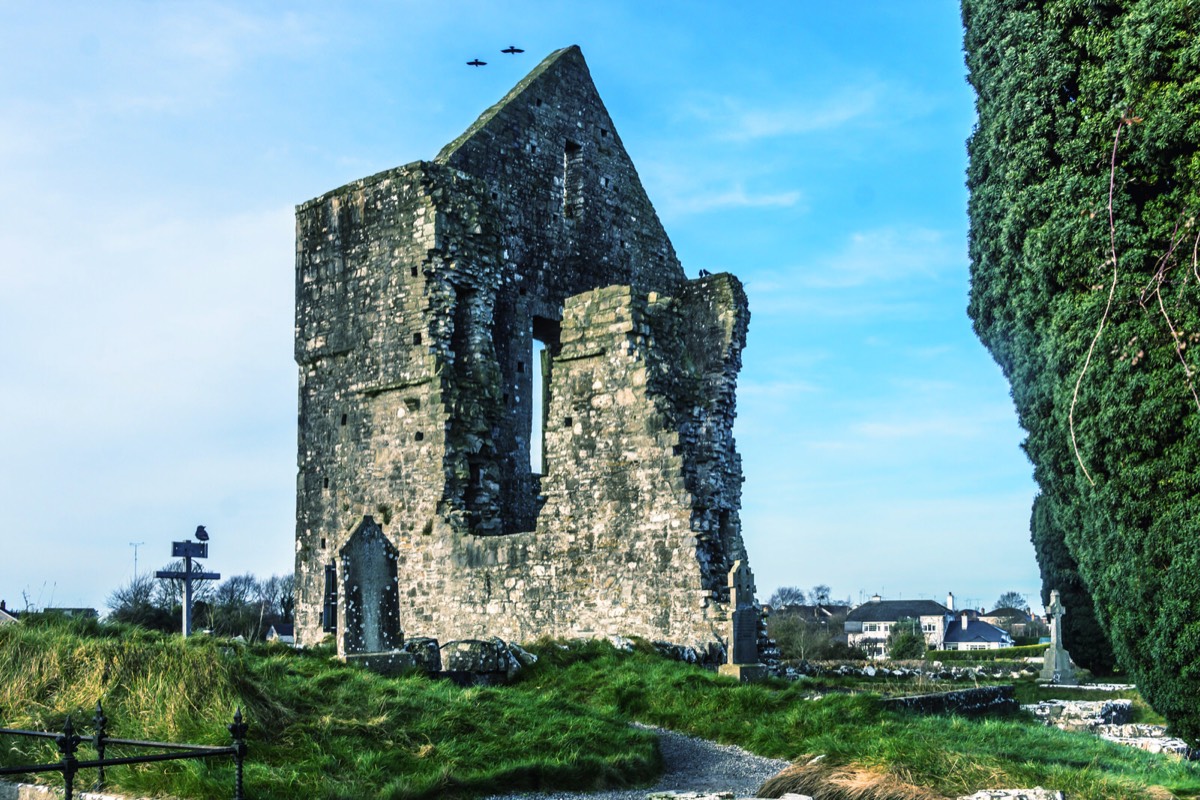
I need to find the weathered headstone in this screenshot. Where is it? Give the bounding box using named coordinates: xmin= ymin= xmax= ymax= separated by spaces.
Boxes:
xmin=718 ymin=560 xmax=766 ymax=682
xmin=339 ymin=516 xmax=402 ymax=656
xmin=1038 ymin=589 xmax=1077 ymax=685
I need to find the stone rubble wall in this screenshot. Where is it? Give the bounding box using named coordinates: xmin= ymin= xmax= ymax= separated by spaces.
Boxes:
xmin=779 ymin=659 xmax=1041 ymax=682
xmin=880 ymin=685 xmax=1018 ymax=716
xmin=1020 ymin=699 xmax=1133 ymax=730
xmin=294 ymin=46 xmax=755 ymax=653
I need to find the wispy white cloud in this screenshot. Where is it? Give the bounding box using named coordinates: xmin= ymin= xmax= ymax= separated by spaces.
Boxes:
xmin=803 ymin=227 xmax=957 ymax=288
xmin=681 ymin=87 xmax=880 ymax=142
xmin=744 ymin=226 xmax=962 ymax=317
xmin=641 ymin=157 xmax=805 ymax=220
xmin=665 ymin=184 xmax=803 ymax=216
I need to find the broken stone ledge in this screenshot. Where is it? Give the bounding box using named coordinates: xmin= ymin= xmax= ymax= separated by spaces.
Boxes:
xmin=646 ymin=789 xmax=1064 ymax=800
xmin=881 ymin=685 xmax=1018 ymax=717
xmin=1021 ymin=699 xmax=1132 ymax=730
xmin=1022 ymin=699 xmax=1196 ymax=759
xmin=345 ymin=636 xmax=539 ymax=685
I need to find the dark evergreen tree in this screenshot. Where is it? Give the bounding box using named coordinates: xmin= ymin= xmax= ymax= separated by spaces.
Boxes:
xmin=1030 ymin=493 xmax=1115 ymax=673
xmin=964 ymin=0 xmax=1200 ymax=738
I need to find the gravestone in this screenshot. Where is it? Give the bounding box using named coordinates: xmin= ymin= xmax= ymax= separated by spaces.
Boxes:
xmin=718 ymin=560 xmax=766 ymax=682
xmin=1038 ymin=589 xmax=1077 ymax=685
xmin=339 ymin=516 xmax=402 ymax=656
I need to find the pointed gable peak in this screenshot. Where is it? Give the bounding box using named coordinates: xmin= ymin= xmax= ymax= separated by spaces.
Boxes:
xmin=436 ymin=45 xmax=594 ymax=163
xmin=433 ymin=45 xmax=683 ymax=294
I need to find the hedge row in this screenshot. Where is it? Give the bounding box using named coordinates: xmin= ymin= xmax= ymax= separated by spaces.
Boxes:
xmin=926 ymin=644 xmax=1047 ymax=662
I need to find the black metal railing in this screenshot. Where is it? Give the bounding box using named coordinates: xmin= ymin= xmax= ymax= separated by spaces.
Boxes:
xmin=0 ymin=702 xmax=248 ymax=799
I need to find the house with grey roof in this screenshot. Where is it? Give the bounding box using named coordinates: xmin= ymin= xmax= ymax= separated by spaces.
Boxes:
xmin=943 ymin=612 xmax=1014 ymax=651
xmin=844 ymin=594 xmax=955 ymax=658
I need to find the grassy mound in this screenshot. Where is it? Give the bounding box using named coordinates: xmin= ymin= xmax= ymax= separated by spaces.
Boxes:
xmin=1 ymin=619 xmax=1198 ymax=800
xmin=0 ymin=618 xmax=657 ymax=799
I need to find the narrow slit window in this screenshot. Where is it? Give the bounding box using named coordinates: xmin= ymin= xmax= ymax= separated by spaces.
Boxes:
xmin=322 ymin=563 xmax=337 ymax=632
xmin=563 ymin=141 xmax=584 ymax=219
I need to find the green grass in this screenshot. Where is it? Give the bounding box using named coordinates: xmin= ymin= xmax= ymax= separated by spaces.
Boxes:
xmin=0 ymin=619 xmax=657 ymax=799
xmin=511 ymin=641 xmax=1200 ymax=799
xmin=1 ymin=618 xmax=1197 ymax=800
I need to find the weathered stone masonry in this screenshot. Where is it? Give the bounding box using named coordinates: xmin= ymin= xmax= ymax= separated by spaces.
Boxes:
xmin=294 ymin=45 xmax=752 ymax=652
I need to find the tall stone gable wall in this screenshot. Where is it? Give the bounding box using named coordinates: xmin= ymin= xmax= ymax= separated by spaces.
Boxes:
xmin=294 ymin=46 xmax=751 ymax=651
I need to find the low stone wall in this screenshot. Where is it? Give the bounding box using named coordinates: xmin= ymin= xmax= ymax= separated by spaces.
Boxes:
xmin=1095 ymin=724 xmax=1193 ymax=758
xmin=0 ymin=781 xmax=131 ymax=800
xmin=780 ymin=659 xmax=1040 ymax=683
xmin=1020 ymin=699 xmax=1132 ymax=731
xmin=881 ymin=685 xmax=1017 ymax=716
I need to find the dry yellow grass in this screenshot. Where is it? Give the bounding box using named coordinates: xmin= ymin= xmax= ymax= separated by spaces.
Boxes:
xmin=757 ymin=756 xmax=952 ymax=800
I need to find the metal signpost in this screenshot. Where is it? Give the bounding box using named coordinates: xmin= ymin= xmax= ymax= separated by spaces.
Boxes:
xmin=155 ymin=529 xmax=220 ymax=637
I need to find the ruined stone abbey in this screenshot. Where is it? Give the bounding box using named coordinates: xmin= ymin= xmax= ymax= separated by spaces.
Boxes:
xmin=293 ymin=46 xmax=754 ymax=653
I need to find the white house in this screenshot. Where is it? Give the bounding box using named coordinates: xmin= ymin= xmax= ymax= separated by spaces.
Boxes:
xmin=843 ymin=592 xmax=1015 ymax=658
xmin=942 ymin=612 xmax=1014 ymax=651
xmin=844 ymin=595 xmax=954 ymax=658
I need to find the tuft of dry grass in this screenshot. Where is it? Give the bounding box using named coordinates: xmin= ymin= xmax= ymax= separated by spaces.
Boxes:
xmin=757 ymin=756 xmax=952 ymax=800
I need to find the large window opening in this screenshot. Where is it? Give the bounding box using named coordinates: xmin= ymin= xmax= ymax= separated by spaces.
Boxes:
xmin=530 ymin=316 xmax=561 ymax=475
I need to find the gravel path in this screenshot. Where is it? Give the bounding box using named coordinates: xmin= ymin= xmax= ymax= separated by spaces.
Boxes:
xmin=479 ymin=725 xmax=791 ymax=800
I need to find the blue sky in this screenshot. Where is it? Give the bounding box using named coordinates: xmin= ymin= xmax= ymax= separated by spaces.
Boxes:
xmin=0 ymin=1 xmax=1041 ymax=617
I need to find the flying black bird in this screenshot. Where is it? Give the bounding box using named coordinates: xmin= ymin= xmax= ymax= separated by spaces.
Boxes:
xmin=501 ymin=46 xmax=524 ymax=54
xmin=195 ymin=525 xmax=209 ymax=541
xmin=467 ymin=59 xmax=487 ymax=67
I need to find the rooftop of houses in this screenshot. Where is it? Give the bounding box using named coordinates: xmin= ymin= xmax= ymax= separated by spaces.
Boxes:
xmin=845 ymin=599 xmax=951 ymax=623
xmin=944 ymin=617 xmax=1012 ymax=645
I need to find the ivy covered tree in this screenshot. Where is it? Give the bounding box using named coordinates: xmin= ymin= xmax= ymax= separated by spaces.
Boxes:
xmin=964 ymin=0 xmax=1200 ymax=738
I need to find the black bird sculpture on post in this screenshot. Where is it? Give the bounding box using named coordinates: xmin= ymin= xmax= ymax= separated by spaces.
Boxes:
xmin=467 ymin=58 xmax=487 ymax=67
xmin=195 ymin=525 xmax=209 ymax=542
xmin=501 ymin=46 xmax=524 ymax=54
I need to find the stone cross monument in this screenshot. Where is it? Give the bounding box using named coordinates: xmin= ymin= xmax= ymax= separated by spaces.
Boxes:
xmin=1039 ymin=589 xmax=1077 ymax=685
xmin=718 ymin=560 xmax=765 ymax=682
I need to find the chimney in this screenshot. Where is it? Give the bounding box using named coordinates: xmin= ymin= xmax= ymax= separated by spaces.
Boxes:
xmin=870 ymin=593 xmax=882 ymax=603
xmin=946 ymin=592 xmax=954 ymax=611
xmin=961 ymin=612 xmax=968 ymax=629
